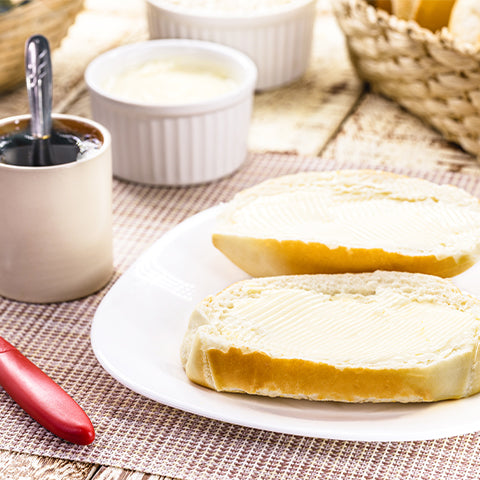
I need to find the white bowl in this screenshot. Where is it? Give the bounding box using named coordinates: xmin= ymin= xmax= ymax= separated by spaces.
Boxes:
xmin=84 ymin=39 xmax=257 ymax=186
xmin=146 ymin=0 xmax=317 ymax=90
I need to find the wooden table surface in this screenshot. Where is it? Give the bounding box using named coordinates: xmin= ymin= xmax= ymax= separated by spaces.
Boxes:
xmin=1 ymin=0 xmax=479 ymax=478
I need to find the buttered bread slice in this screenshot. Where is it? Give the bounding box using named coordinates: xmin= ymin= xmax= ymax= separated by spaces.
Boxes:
xmin=212 ymin=170 xmax=480 ymax=277
xmin=181 ymin=271 xmax=480 ymax=403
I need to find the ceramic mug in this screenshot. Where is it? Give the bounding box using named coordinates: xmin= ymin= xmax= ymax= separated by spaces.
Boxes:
xmin=0 ymin=113 xmax=113 ymax=303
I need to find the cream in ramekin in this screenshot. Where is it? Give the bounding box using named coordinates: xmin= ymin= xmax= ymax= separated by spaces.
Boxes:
xmin=85 ymin=39 xmax=257 ymax=186
xmin=146 ymin=0 xmax=317 ymax=90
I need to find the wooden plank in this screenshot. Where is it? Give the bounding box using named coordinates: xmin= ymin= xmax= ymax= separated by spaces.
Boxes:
xmin=92 ymin=465 xmax=176 ymax=480
xmin=248 ymin=1 xmax=363 ymax=155
xmin=322 ymin=91 xmax=480 ymax=175
xmin=0 ymin=449 xmax=97 ymax=480
xmin=51 ymin=0 xmax=148 ymax=114
xmin=0 ymin=450 xmax=184 ymax=480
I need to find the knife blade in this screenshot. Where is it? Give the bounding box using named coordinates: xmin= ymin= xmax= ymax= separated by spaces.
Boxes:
xmin=0 ymin=335 xmax=95 ymax=445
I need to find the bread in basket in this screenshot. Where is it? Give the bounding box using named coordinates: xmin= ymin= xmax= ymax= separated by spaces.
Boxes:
xmin=332 ymin=0 xmax=480 ymax=157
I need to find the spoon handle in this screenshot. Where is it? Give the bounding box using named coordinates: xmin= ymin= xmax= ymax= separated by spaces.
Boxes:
xmin=25 ymin=35 xmax=52 ymax=139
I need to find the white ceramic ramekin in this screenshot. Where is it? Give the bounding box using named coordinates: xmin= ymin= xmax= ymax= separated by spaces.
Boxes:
xmin=84 ymin=39 xmax=257 ymax=186
xmin=146 ymin=0 xmax=317 ymax=90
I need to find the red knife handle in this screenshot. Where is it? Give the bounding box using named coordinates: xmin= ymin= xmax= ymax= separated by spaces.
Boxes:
xmin=0 ymin=336 xmax=95 ymax=445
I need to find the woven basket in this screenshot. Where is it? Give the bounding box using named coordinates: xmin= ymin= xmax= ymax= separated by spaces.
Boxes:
xmin=332 ymin=0 xmax=480 ymax=158
xmin=0 ymin=0 xmax=84 ymax=93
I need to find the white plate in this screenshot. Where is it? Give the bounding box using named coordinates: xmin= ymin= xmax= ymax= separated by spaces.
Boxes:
xmin=91 ymin=205 xmax=480 ymax=442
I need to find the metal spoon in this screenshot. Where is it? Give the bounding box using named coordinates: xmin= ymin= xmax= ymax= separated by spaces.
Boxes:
xmin=0 ymin=35 xmax=80 ymax=167
xmin=26 ymin=35 xmax=81 ymax=166
xmin=25 ymin=34 xmax=56 ymax=166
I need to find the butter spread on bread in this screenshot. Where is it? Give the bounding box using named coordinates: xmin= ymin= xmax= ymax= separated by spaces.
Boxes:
xmin=212 ymin=170 xmax=480 ymax=278
xmin=181 ymin=271 xmax=480 ymax=402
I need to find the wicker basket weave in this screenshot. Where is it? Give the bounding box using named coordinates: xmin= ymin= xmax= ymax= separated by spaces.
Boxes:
xmin=332 ymin=0 xmax=480 ymax=157
xmin=0 ymin=0 xmax=84 ymax=93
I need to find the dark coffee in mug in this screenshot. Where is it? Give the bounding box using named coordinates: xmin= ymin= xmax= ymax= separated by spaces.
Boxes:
xmin=0 ymin=117 xmax=102 ymax=167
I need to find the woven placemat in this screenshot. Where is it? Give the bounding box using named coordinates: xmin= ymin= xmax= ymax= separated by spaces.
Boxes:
xmin=1 ymin=152 xmax=480 ymax=480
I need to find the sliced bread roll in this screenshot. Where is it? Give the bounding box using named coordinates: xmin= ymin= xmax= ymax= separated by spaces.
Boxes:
xmin=212 ymin=170 xmax=480 ymax=278
xmin=413 ymin=0 xmax=456 ymax=32
xmin=448 ymin=0 xmax=480 ymax=46
xmin=375 ymin=0 xmax=392 ymax=14
xmin=392 ymin=0 xmax=455 ymax=31
xmin=392 ymin=0 xmax=416 ymax=19
xmin=181 ymin=271 xmax=480 ymax=403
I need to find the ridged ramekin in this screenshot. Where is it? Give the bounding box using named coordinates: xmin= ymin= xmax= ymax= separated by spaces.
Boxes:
xmin=84 ymin=39 xmax=257 ymax=186
xmin=146 ymin=0 xmax=317 ymax=90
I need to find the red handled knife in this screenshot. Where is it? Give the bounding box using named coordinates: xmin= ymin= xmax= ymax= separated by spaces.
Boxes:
xmin=0 ymin=336 xmax=95 ymax=445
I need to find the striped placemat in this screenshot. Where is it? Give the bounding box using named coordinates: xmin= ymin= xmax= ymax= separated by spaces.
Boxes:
xmin=1 ymin=152 xmax=480 ymax=480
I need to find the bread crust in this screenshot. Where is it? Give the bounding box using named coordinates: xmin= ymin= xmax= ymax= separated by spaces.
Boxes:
xmin=212 ymin=234 xmax=475 ymax=278
xmin=392 ymin=0 xmax=415 ymax=19
xmin=182 ymin=272 xmax=480 ymax=403
xmin=415 ymin=0 xmax=456 ymax=32
xmin=449 ymin=0 xmax=480 ymax=45
xmin=375 ymin=0 xmax=392 ymax=14
xmin=391 ymin=0 xmax=456 ymax=32
xmin=199 ymin=346 xmax=474 ymax=403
